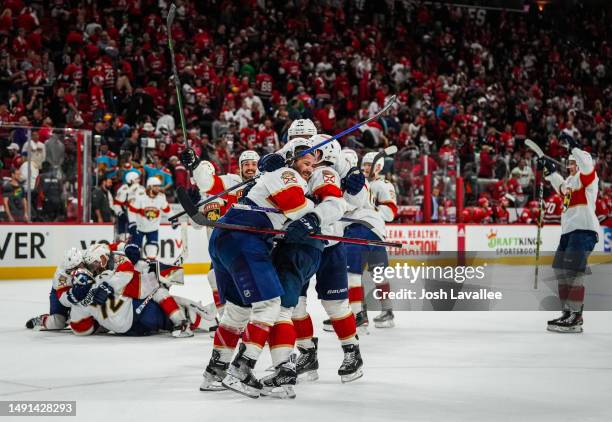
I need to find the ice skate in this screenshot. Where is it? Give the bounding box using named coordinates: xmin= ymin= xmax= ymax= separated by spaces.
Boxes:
xmin=261 ymin=355 xmax=297 ymax=399
xmin=355 ymin=311 xmax=369 ymax=335
xmin=172 ymin=320 xmax=194 ymax=338
xmin=200 ymin=350 xmax=228 ymax=391
xmin=25 ymin=315 xmax=47 ymax=330
xmin=296 ymin=337 xmax=319 ymax=382
xmin=222 ymin=344 xmax=262 ymax=398
xmin=338 ymin=344 xmax=363 ymax=383
xmin=547 ymin=312 xmax=583 ymax=333
xmin=373 ymin=310 xmax=395 ymax=328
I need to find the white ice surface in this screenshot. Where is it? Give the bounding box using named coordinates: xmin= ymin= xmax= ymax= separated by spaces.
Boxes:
xmin=1 ymin=276 xmax=611 ymax=422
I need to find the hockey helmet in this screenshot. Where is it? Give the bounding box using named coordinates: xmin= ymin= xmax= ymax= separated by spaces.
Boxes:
xmin=362 ymin=151 xmax=384 ymax=176
xmin=125 ymin=171 xmax=141 ymax=185
xmin=312 ymin=134 xmax=341 ymax=165
xmin=239 ymin=150 xmax=260 ymax=168
xmin=288 ymin=119 xmax=317 ymax=139
xmin=146 ymin=177 xmax=162 ymax=188
xmin=83 ymin=243 xmax=111 ymax=272
xmin=287 ymin=137 xmax=315 ymax=160
xmin=342 ymin=148 xmax=359 ymax=168
xmin=63 ymin=247 xmax=83 ymax=271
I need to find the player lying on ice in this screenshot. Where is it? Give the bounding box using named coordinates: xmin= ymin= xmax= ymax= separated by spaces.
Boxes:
xmin=26 ymin=242 xmax=216 ymax=337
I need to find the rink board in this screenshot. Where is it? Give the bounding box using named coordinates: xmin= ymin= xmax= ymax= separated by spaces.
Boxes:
xmin=0 ymin=224 xmax=610 ymax=279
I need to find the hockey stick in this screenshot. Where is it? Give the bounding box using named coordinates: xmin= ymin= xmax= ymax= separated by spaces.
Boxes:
xmin=231 ymin=203 xmax=375 ymax=229
xmin=135 ymin=286 xmax=159 ymax=315
xmin=176 ymin=187 xmax=402 ymax=248
xmin=368 ymin=145 xmax=398 ymax=181
xmin=168 ymin=95 xmax=398 ymax=222
xmin=525 ymin=139 xmax=565 ymax=169
xmin=166 ymin=4 xmax=189 ymax=147
xmin=534 ymin=173 xmax=544 ymax=290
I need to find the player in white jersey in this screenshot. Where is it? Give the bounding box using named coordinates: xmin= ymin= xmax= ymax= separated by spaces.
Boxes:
xmin=25 ymin=248 xmax=84 ymax=330
xmin=540 ymin=134 xmax=599 ymax=333
xmin=199 ymin=139 xmax=317 ymax=398
xmin=344 ymin=151 xmax=398 ymax=329
xmin=129 ymin=177 xmax=171 ymax=259
xmin=112 ymin=172 xmax=137 ymax=240
xmin=124 ymin=172 xmax=146 ymax=239
xmin=70 ymin=243 xmax=198 ymax=337
xmin=181 ymin=149 xmax=260 ymax=316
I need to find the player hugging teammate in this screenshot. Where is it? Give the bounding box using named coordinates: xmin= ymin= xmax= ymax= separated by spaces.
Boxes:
xmin=539 ymin=134 xmax=599 ymax=333
xmin=177 ymin=118 xmax=398 ymax=399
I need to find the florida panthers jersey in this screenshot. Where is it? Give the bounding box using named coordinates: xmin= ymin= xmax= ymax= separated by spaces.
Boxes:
xmin=112 ymin=183 xmax=130 ymax=215
xmin=346 ymin=177 xmax=398 ymax=239
xmin=53 ymin=265 xmax=76 ymax=306
xmin=245 ymin=167 xmax=315 ymax=229
xmin=129 ymin=193 xmax=171 ymax=233
xmin=69 ymin=293 xmax=134 ymax=335
xmin=546 ymin=148 xmax=599 ymax=234
xmin=192 ymin=161 xmax=244 ymax=220
xmin=126 ymin=184 xmax=146 ymax=224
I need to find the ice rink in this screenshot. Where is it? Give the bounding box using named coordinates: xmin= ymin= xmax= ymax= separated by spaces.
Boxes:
xmin=1 ymin=275 xmax=611 ymax=422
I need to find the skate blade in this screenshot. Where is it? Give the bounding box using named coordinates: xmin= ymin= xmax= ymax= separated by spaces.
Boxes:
xmin=199 ymin=381 xmax=226 ymax=391
xmin=261 ymin=385 xmax=296 ymax=399
xmin=374 ymin=320 xmax=395 ymax=328
xmin=297 ymin=370 xmax=319 ymax=383
xmin=547 ymin=325 xmax=583 ymax=333
xmin=222 ymin=375 xmax=261 ymax=399
xmin=322 ymin=325 xmax=334 ymax=332
xmin=340 ymin=368 xmax=364 ymax=383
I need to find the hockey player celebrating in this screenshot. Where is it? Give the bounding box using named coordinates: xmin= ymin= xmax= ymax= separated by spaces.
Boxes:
xmin=180 ymin=149 xmax=260 ymax=316
xmin=129 ymin=177 xmax=171 ymax=259
xmin=540 ymin=134 xmax=599 ymax=333
xmin=25 ymin=247 xmax=84 ymax=330
xmin=124 ymin=171 xmax=146 ymax=239
xmin=198 ymin=139 xmax=317 ymax=398
xmin=69 ymin=243 xmax=197 ymax=337
xmin=112 ymin=172 xmax=140 ymax=240
xmin=343 ymin=150 xmax=398 ymax=329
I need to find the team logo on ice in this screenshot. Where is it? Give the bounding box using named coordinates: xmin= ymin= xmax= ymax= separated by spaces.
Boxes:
xmin=281 ymin=171 xmax=298 ymax=185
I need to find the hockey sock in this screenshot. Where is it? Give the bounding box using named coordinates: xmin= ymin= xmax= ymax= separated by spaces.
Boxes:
xmin=207 ymin=269 xmax=225 ymax=315
xmin=322 ymin=299 xmax=358 ymax=346
xmin=348 ymin=273 xmax=364 ymax=314
xmin=268 ymin=307 xmax=296 ymax=366
xmin=242 ymin=298 xmax=281 ymax=361
xmin=292 ymin=296 xmax=315 ymax=349
xmin=375 ymin=281 xmax=392 ymax=310
xmin=43 ymin=314 xmax=67 ymax=330
xmin=214 ymin=302 xmax=251 ymax=362
xmin=555 ymin=268 xmax=571 ymax=311
xmin=154 ymin=289 xmax=186 ymax=325
xmin=567 ymin=272 xmax=586 ymax=313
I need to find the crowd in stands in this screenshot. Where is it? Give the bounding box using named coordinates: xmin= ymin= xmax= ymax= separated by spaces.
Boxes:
xmin=0 ymin=0 xmax=610 ymax=224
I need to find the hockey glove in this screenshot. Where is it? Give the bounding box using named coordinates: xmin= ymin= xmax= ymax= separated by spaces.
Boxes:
xmin=284 ymin=213 xmax=320 ymax=243
xmin=559 ymin=132 xmax=581 ymax=151
xmin=92 ymin=282 xmax=114 ymax=305
xmin=341 ymin=167 xmax=366 ymax=195
xmin=66 ymin=271 xmax=95 ymax=305
xmin=180 ymin=148 xmax=201 ymax=171
xmin=258 ymin=153 xmax=285 ymax=172
xmin=538 ymin=157 xmax=557 ymax=176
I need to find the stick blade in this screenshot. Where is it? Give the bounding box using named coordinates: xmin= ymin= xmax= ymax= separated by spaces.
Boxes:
xmin=167 ymin=3 xmax=177 ymax=27
xmin=525 ymin=139 xmax=544 ymax=158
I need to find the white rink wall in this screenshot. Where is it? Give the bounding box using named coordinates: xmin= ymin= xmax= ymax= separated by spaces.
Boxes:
xmin=0 ymin=223 xmax=610 ymax=279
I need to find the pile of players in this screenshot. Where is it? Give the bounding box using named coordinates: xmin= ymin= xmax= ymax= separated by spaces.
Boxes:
xmin=179 ymin=118 xmax=398 ymax=399
xmin=25 ymin=241 xmax=216 ymax=338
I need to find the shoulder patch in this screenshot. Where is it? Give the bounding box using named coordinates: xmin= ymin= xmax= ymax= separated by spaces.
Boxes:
xmin=322 ymin=169 xmax=336 ymax=184
xmin=281 ymin=171 xmax=298 ymax=185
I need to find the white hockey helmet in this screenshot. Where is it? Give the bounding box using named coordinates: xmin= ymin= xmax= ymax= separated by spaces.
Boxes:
xmin=287 ymin=137 xmax=315 ymax=160
xmin=239 ymin=150 xmax=260 ymax=168
xmin=125 ymin=171 xmax=140 ymax=185
xmin=146 ymin=177 xmax=162 ymax=188
xmin=568 ymin=154 xmax=577 ymax=163
xmin=63 ymin=247 xmax=83 ymax=271
xmin=312 ymin=134 xmax=341 ymax=165
xmin=342 ymin=148 xmax=359 ymax=168
xmin=83 ymin=243 xmax=111 ymax=272
xmin=288 ymin=119 xmax=317 ymax=139
xmin=362 ymin=151 xmax=384 ymax=176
